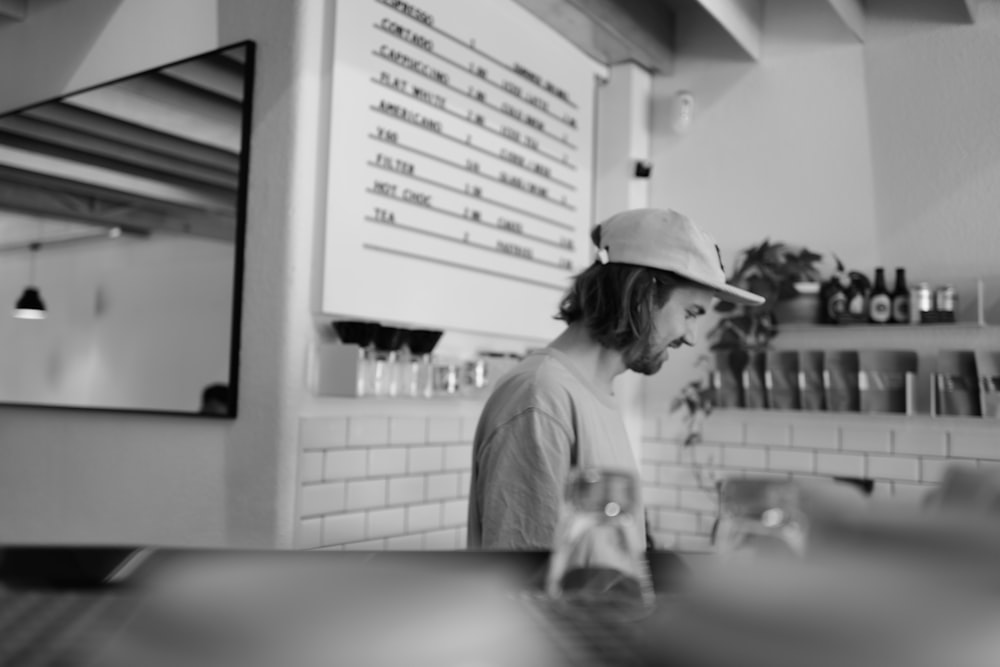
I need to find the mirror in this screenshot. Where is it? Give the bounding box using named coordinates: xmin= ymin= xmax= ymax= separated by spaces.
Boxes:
xmin=0 ymin=42 xmax=254 ymax=417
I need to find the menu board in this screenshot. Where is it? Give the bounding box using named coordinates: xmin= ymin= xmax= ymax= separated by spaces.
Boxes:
xmin=321 ymin=0 xmax=606 ymax=340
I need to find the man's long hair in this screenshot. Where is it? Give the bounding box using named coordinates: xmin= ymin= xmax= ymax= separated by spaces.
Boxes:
xmin=556 ymin=261 xmax=696 ymax=356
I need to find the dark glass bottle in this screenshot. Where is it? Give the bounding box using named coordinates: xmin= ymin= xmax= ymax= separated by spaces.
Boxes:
xmin=846 ymin=274 xmax=868 ymax=323
xmin=868 ymin=267 xmax=892 ymax=324
xmin=825 ymin=271 xmax=850 ymax=324
xmin=891 ymin=268 xmax=909 ymax=324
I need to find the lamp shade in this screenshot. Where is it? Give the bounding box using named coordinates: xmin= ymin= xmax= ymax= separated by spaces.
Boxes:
xmin=13 ymin=287 xmax=46 ymax=319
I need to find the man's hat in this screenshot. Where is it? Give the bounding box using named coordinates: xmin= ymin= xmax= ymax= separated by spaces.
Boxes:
xmin=592 ymin=208 xmax=765 ymax=306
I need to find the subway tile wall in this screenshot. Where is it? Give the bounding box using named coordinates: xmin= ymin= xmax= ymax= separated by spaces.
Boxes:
xmin=297 ymin=406 xmax=481 ymax=550
xmin=642 ymin=411 xmax=1000 ymax=551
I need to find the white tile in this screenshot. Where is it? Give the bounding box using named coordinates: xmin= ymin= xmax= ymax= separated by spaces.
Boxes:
xmin=324 ymin=450 xmax=368 ymax=480
xmin=920 ymin=458 xmax=952 ymax=483
xmin=868 ymin=455 xmax=920 ymax=482
xmin=893 ymin=429 xmax=947 ymax=457
xmin=369 ymin=448 xmax=408 ymax=477
xmin=459 ymin=471 xmax=472 ymax=494
xmin=386 ymin=534 xmax=424 ymax=550
xmin=322 ymin=512 xmax=366 ymax=545
xmin=701 ymin=418 xmax=743 ymax=444
xmin=816 ymin=452 xmax=865 ymax=478
xmin=444 ymin=444 xmax=473 ymax=471
xmin=343 ymin=539 xmax=386 ymax=551
xmin=347 ymin=417 xmax=390 ymax=447
xmin=722 ymin=446 xmax=767 ymax=469
xmin=841 ymin=426 xmax=892 ymax=453
xmin=745 ymin=423 xmax=790 ymax=446
xmin=407 ymin=502 xmax=442 ymax=532
xmin=389 ymin=417 xmax=426 ymax=445
xmin=296 ymin=518 xmax=322 ymax=549
xmin=768 ymin=449 xmax=815 ymax=473
xmin=690 ymin=444 xmax=722 ymax=467
xmin=408 ymin=446 xmax=444 ymax=473
xmin=426 ymin=472 xmax=460 ymax=500
xmin=428 ymin=417 xmax=462 ymax=443
xmin=367 ymin=507 xmax=405 ymax=539
xmin=300 ymin=417 xmax=348 ymax=450
xmin=300 ymin=482 xmax=345 ymax=517
xmin=300 ymin=451 xmax=324 ymax=483
xmin=644 ymin=486 xmax=678 ymax=508
xmin=790 ymin=424 xmax=839 ymax=450
xmin=389 ymin=475 xmax=426 ymax=505
xmin=644 ymin=442 xmax=680 ymax=464
xmin=346 ymin=479 xmax=387 ymax=510
xmin=950 ymin=431 xmax=1000 ymax=460
xmin=656 ymin=509 xmax=698 ymax=532
xmin=657 ymin=464 xmax=699 ymax=488
xmin=442 ymin=498 xmax=469 ymax=527
xmin=424 ymin=528 xmax=460 ymax=550
xmin=640 ymin=463 xmax=658 ymax=484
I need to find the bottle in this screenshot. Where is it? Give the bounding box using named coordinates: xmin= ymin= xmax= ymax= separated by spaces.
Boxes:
xmin=846 ymin=274 xmax=868 ymax=323
xmin=868 ymin=267 xmax=892 ymax=324
xmin=824 ymin=259 xmax=850 ymax=324
xmin=891 ymin=267 xmax=910 ymax=324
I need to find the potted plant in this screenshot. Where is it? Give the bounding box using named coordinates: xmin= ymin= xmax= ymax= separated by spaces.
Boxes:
xmin=671 ymin=239 xmax=827 ymax=444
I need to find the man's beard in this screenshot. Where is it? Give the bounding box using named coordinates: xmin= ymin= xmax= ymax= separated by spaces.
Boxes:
xmin=624 ymin=339 xmax=668 ymax=375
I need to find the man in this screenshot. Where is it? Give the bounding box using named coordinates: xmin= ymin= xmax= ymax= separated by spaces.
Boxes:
xmin=467 ymin=208 xmax=764 ymax=550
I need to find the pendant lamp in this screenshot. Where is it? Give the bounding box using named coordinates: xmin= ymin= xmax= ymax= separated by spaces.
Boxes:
xmin=13 ymin=243 xmax=46 ymax=320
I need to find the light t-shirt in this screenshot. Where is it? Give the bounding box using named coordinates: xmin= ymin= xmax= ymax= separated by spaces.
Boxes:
xmin=466 ymin=348 xmax=645 ymax=550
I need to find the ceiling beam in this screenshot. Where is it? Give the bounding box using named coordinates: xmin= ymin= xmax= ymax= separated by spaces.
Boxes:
xmin=0 ymin=144 xmax=236 ymax=213
xmin=23 ymin=103 xmax=238 ymax=173
xmin=823 ymin=0 xmax=865 ymax=41
xmin=0 ymin=0 xmax=26 ymax=22
xmin=512 ymin=0 xmax=674 ymax=72
xmin=0 ymin=116 xmax=239 ymax=190
xmin=0 ymin=176 xmax=236 ymax=242
xmin=693 ymin=0 xmax=764 ymax=61
xmin=64 ymin=74 xmax=243 ymax=153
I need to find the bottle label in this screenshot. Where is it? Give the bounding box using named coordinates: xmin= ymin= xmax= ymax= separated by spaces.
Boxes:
xmin=892 ymin=295 xmax=909 ymax=323
xmin=827 ymin=293 xmax=847 ymax=321
xmin=848 ymin=293 xmax=866 ymax=315
xmin=869 ymin=294 xmax=892 ymax=323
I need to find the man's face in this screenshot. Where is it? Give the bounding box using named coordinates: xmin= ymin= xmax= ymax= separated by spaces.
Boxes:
xmin=625 ymin=285 xmax=715 ymax=375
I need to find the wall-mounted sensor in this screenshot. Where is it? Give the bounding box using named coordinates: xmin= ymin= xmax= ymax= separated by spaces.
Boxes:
xmin=669 ymin=90 xmax=695 ymax=134
xmin=634 ymin=160 xmax=653 ymax=178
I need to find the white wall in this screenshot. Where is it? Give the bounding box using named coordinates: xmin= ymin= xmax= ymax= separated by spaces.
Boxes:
xmin=0 ymin=234 xmax=232 ymax=412
xmin=643 ymin=14 xmax=880 ymax=422
xmin=865 ymin=7 xmax=1000 ymax=317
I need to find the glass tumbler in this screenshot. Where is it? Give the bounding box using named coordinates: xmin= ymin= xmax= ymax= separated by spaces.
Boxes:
xmin=546 ymin=468 xmax=654 ymax=614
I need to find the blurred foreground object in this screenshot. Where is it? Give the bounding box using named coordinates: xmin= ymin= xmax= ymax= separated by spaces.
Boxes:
xmin=546 ymin=468 xmax=655 ymax=616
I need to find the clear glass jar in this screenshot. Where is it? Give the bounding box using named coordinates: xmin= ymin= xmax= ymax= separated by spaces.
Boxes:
xmin=546 ymin=468 xmax=654 ymax=615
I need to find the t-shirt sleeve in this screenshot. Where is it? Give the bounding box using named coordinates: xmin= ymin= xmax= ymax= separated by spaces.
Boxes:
xmin=474 ymin=408 xmax=573 ymax=550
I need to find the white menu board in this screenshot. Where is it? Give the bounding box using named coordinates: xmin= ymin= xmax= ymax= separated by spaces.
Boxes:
xmin=321 ymin=0 xmax=606 ymax=340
